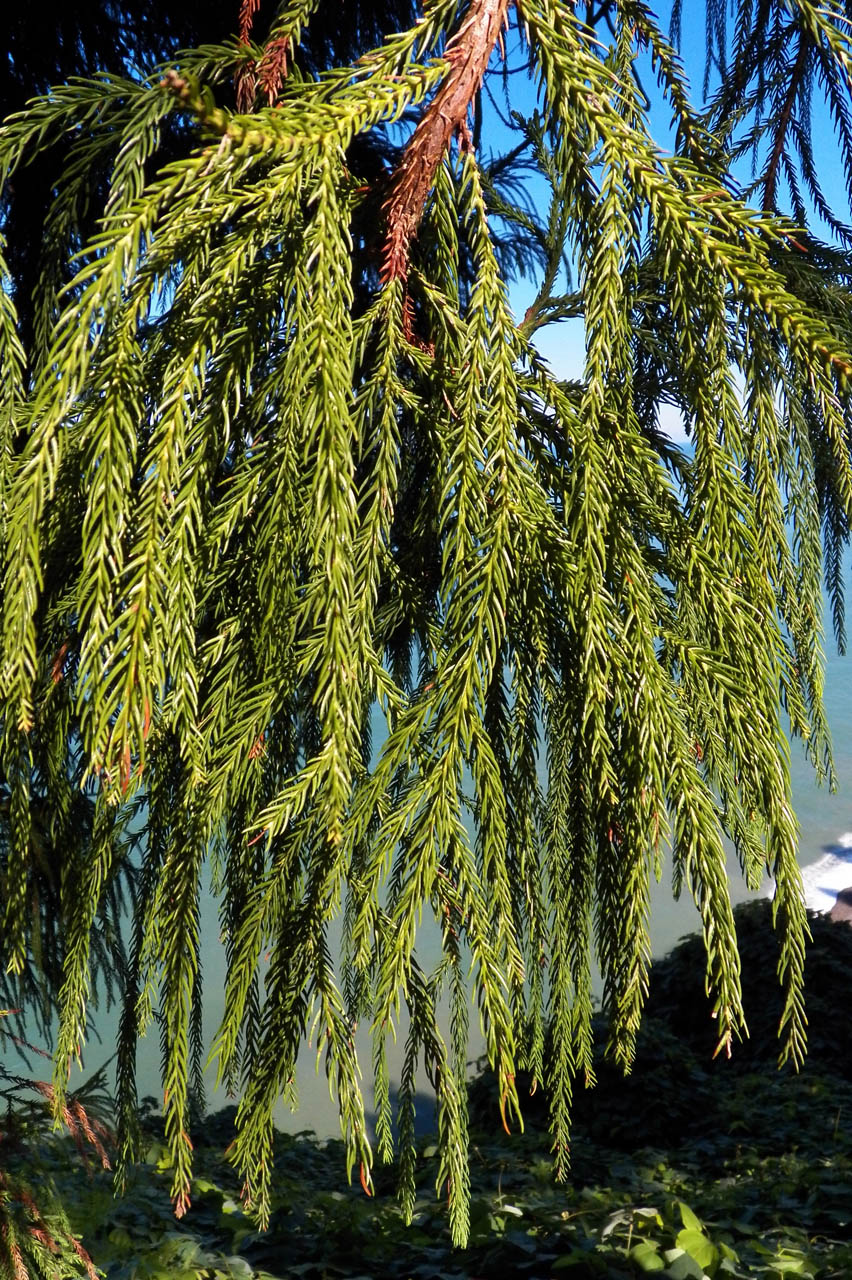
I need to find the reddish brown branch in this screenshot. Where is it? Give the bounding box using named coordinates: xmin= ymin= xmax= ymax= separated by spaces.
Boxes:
xmin=257 ymin=35 xmax=291 ymax=105
xmin=238 ymin=0 xmax=261 ymax=45
xmin=235 ymin=0 xmax=290 ymax=111
xmin=380 ymin=0 xmax=513 ymax=284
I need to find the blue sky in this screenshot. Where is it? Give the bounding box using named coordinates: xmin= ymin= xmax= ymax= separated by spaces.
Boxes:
xmin=477 ymin=5 xmax=852 ymax=443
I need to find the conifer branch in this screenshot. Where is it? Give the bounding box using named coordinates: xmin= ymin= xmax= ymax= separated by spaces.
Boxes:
xmin=4 ymin=0 xmax=852 ymax=1249
xmin=381 ymin=0 xmax=513 ymax=283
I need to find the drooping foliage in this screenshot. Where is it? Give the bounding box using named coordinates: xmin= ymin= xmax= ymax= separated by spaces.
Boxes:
xmin=679 ymin=0 xmax=852 ymax=238
xmin=0 ymin=0 xmax=420 ymax=350
xmin=2 ymin=0 xmax=852 ymax=1249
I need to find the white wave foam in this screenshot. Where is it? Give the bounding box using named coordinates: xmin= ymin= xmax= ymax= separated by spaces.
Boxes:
xmin=765 ymin=837 xmax=852 ymax=914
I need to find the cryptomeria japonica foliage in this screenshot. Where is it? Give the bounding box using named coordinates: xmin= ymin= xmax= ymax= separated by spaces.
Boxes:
xmin=2 ymin=0 xmax=852 ymax=1249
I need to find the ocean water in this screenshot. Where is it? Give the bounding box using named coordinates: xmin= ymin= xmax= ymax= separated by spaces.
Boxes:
xmin=113 ymin=631 xmax=852 ymax=1140
xmin=779 ymin=634 xmax=852 ymax=912
xmin=647 ymin=634 xmax=852 ymax=943
xmin=648 ymin=632 xmax=852 ymax=938
xmin=28 ymin=622 xmax=852 ymax=1140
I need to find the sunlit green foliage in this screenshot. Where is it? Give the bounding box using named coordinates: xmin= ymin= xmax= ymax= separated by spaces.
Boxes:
xmin=2 ymin=0 xmax=852 ymax=1248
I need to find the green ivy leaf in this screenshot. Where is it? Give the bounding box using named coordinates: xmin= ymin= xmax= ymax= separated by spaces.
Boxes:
xmin=676 ymin=1227 xmax=719 ymax=1272
xmin=662 ymin=1247 xmax=707 ymax=1279
xmin=631 ymin=1239 xmax=666 ymax=1272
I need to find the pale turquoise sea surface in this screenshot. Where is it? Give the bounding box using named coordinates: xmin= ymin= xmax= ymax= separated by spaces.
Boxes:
xmin=779 ymin=635 xmax=852 ymax=904
xmin=84 ymin=629 xmax=849 ymax=1140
